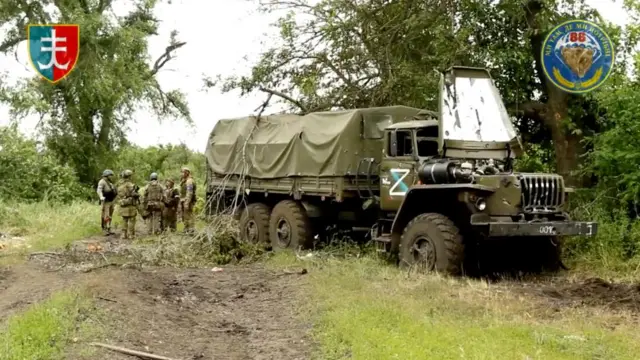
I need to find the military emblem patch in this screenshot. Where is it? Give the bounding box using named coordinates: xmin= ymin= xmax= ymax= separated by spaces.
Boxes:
xmin=541 ymin=19 xmax=614 ymax=94
xmin=27 ymin=24 xmax=80 ymax=84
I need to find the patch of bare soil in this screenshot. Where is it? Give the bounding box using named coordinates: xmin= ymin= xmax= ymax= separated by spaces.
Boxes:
xmin=0 ymin=262 xmax=82 ymax=322
xmin=81 ymin=265 xmax=311 ymax=360
xmin=1 ymin=233 xmax=312 ymax=360
xmin=508 ymin=277 xmax=640 ymax=314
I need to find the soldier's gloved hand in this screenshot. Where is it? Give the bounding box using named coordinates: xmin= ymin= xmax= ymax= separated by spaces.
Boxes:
xmin=99 ymin=196 xmax=105 ymax=202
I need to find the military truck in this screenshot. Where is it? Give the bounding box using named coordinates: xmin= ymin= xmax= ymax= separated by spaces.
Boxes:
xmin=204 ymin=66 xmax=598 ymax=275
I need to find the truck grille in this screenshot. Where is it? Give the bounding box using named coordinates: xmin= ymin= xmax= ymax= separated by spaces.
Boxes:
xmin=518 ymin=174 xmax=565 ymax=213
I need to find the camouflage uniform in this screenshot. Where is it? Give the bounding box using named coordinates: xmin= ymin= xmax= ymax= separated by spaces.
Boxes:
xmin=116 ymin=170 xmax=139 ymax=239
xmin=143 ymin=173 xmax=165 ymax=235
xmin=179 ymin=166 xmax=196 ymax=234
xmin=162 ymin=178 xmax=180 ymax=232
xmin=97 ymin=169 xmax=117 ymax=235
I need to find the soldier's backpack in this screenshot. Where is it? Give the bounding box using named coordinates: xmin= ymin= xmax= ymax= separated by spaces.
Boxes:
xmin=146 ymin=181 xmax=164 ymax=210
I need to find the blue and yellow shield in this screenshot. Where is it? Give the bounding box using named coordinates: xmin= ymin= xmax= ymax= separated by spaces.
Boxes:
xmin=541 ymin=20 xmax=614 ymax=94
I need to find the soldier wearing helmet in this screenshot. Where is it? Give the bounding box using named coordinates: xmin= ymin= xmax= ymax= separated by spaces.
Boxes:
xmin=142 ymin=172 xmax=165 ymax=235
xmin=179 ymin=166 xmax=196 ymax=235
xmin=97 ymin=169 xmax=117 ymax=235
xmin=116 ymin=169 xmax=139 ymax=240
xmin=162 ymin=177 xmax=180 ymax=232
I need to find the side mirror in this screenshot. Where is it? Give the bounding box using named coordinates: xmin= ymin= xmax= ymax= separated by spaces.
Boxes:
xmin=389 ymin=131 xmax=398 ymax=157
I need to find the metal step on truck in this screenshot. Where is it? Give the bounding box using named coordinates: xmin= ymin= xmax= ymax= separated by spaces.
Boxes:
xmin=204 ymin=66 xmax=598 ymax=276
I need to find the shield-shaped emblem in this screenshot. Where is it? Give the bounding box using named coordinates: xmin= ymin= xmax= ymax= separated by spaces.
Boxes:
xmin=27 ymin=24 xmax=80 ymax=84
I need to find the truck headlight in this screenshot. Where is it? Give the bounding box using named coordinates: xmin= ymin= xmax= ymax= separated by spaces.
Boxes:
xmin=475 ymin=198 xmax=487 ymax=211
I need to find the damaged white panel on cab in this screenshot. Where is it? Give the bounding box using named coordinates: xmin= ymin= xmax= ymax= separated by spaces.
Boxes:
xmin=439 ymin=68 xmax=517 ymax=143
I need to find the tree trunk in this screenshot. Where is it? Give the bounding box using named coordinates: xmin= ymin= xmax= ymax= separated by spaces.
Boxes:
xmin=543 ymin=102 xmax=585 ymax=188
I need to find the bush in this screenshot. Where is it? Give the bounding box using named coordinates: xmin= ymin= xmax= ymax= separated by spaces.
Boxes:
xmin=0 ymin=125 xmax=87 ymax=202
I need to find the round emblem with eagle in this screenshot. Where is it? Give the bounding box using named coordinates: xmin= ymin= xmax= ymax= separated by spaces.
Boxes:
xmin=541 ymin=19 xmax=615 ymax=94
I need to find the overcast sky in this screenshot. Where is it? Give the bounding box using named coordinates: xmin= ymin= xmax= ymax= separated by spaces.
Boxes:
xmin=0 ymin=0 xmax=630 ymax=153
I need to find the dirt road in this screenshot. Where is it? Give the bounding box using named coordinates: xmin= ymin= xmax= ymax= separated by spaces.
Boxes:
xmin=3 ymin=230 xmax=640 ymax=360
xmin=0 ymin=236 xmax=312 ymax=360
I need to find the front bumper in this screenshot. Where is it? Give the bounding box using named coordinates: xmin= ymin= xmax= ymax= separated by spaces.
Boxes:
xmin=472 ymin=221 xmax=598 ymax=237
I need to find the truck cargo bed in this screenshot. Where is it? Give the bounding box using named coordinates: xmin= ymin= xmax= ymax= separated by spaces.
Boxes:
xmin=207 ymin=174 xmax=379 ymax=201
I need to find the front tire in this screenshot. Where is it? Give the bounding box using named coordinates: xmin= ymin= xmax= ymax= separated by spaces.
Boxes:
xmin=399 ymin=213 xmax=464 ymax=276
xmin=269 ymin=200 xmax=312 ymax=250
xmin=238 ymin=203 xmax=270 ymax=245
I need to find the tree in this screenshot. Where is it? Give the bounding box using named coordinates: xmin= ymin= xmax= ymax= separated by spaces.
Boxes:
xmin=0 ymin=0 xmax=191 ymax=186
xmin=212 ymin=0 xmax=637 ymax=187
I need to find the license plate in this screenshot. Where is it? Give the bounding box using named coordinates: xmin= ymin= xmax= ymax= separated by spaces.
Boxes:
xmin=538 ymin=225 xmax=557 ymax=235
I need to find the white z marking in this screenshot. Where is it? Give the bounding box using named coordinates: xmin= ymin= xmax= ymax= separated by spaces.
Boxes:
xmin=389 ymin=168 xmax=410 ymax=196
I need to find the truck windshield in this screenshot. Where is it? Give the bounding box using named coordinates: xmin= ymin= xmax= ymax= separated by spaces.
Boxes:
xmin=416 ymin=127 xmax=439 ymax=157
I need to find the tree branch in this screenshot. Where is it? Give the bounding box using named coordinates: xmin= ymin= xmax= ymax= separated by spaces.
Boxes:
xmin=97 ymin=0 xmax=112 ymax=13
xmin=0 ymin=36 xmax=26 ymax=53
xmin=508 ymin=101 xmax=546 ymax=122
xmin=258 ymin=87 xmax=308 ymax=113
xmin=149 ymin=42 xmax=186 ymax=77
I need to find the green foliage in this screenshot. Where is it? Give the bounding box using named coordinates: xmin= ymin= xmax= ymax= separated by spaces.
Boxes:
xmin=585 ymin=81 xmax=640 ymax=205
xmin=0 ymin=125 xmax=205 ymax=204
xmin=111 ymin=143 xmax=205 ymax=187
xmin=0 ymin=125 xmax=87 ymax=202
xmin=514 ymin=143 xmax=555 ymax=173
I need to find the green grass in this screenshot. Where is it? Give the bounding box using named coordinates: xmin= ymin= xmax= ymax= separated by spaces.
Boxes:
xmin=269 ymin=252 xmax=640 ymax=360
xmin=0 ymin=200 xmax=101 ymax=251
xmin=0 ymin=290 xmax=98 ymax=360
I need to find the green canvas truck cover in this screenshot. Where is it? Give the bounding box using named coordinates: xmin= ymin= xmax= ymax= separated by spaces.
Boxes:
xmin=205 ymin=106 xmax=424 ymax=179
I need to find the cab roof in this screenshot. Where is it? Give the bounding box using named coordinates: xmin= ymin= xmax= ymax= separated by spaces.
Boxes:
xmin=386 ymin=120 xmax=438 ymax=130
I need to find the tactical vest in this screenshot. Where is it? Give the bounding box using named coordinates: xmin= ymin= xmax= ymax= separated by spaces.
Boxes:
xmin=146 ymin=181 xmax=164 ymax=202
xmin=102 ymin=179 xmax=117 ymax=202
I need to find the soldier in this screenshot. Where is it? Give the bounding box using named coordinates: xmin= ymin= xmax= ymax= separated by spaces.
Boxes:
xmin=116 ymin=169 xmax=139 ymax=240
xmin=179 ymin=166 xmax=197 ymax=235
xmin=142 ymin=172 xmax=165 ymax=235
xmin=97 ymin=169 xmax=117 ymax=235
xmin=162 ymin=178 xmax=181 ymax=232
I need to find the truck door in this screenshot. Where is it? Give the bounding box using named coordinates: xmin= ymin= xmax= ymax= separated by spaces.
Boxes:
xmin=379 ymin=129 xmax=418 ymax=211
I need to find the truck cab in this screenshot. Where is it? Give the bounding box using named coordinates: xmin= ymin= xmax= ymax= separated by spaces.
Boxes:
xmin=379 ymin=119 xmax=440 ymax=211
xmin=372 ymin=66 xmax=597 ymax=275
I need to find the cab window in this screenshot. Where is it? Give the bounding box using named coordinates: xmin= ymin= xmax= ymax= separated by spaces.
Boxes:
xmin=416 ymin=127 xmax=439 ymax=157
xmin=388 ymin=130 xmax=413 ymax=157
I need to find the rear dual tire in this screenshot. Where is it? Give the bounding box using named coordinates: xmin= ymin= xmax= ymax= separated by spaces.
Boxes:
xmin=238 ymin=200 xmax=314 ymax=251
xmin=238 ymin=203 xmax=270 ymax=245
xmin=269 ymin=200 xmax=313 ymax=250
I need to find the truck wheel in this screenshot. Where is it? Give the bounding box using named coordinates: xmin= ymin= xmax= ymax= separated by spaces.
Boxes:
xmin=399 ymin=213 xmax=464 ymax=276
xmin=238 ymin=203 xmax=270 ymax=245
xmin=269 ymin=200 xmax=312 ymax=250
